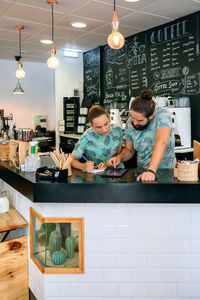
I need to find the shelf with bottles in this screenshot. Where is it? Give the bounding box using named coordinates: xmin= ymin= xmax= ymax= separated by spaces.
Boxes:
xmin=63 ymin=97 xmax=80 ymax=134
xmin=30 ymin=208 xmax=84 ymax=274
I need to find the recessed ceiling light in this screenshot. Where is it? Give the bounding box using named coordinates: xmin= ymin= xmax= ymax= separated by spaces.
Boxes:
xmin=124 ymin=0 xmax=140 ymax=2
xmin=71 ymin=22 xmax=87 ymax=28
xmin=40 ymin=39 xmax=53 ymax=44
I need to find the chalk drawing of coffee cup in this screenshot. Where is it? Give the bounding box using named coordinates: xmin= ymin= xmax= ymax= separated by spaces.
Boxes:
xmin=106 ymin=70 xmax=113 ymax=87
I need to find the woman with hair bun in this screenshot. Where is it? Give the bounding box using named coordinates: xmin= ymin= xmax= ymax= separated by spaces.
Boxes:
xmin=108 ymin=89 xmax=176 ymax=182
xmin=71 ymin=105 xmax=123 ymax=172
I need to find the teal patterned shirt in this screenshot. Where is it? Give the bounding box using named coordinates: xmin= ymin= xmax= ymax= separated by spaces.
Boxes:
xmin=125 ymin=107 xmax=176 ymax=169
xmin=73 ymin=124 xmax=124 ymax=166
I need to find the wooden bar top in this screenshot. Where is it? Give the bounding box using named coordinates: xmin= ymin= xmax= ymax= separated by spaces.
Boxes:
xmin=0 ymin=205 xmax=27 ymax=232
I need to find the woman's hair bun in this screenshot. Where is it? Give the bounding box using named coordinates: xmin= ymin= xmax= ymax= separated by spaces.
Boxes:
xmin=140 ymin=89 xmax=154 ymax=101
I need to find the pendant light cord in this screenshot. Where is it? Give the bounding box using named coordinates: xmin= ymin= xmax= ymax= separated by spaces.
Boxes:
xmin=52 ymin=5 xmax=54 ymax=43
xmin=19 ymin=29 xmax=21 ymax=57
xmin=114 ymin=0 xmax=116 ymax=11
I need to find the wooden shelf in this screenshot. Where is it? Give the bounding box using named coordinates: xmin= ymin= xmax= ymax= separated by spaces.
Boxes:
xmin=0 ymin=204 xmax=27 ymax=233
xmin=0 ymin=205 xmax=29 ymax=300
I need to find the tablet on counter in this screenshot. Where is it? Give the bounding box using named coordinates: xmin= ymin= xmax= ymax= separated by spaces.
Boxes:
xmin=101 ymin=168 xmax=128 ymax=178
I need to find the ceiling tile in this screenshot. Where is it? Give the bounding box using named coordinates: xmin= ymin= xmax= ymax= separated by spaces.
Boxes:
xmin=0 ymin=28 xmax=30 ymax=40
xmin=71 ymin=1 xmax=133 ymax=22
xmin=120 ymin=11 xmax=172 ymax=29
xmin=0 ymin=1 xmax=13 ymax=14
xmin=15 ymin=0 xmax=90 ymax=13
xmin=100 ymin=0 xmax=158 ymax=10
xmin=23 ymin=41 xmax=52 ymax=51
xmin=4 ymin=3 xmax=64 ymax=24
xmin=93 ymin=23 xmax=142 ymax=37
xmin=0 ymin=16 xmax=47 ymax=34
xmin=25 ymin=34 xmax=69 ymax=47
xmin=55 ymin=14 xmax=106 ymax=31
xmin=0 ymin=39 xmax=18 ymax=47
xmin=73 ymin=32 xmax=108 ymax=47
xmin=38 ymin=25 xmax=87 ymax=40
xmin=141 ymin=0 xmax=200 ymax=19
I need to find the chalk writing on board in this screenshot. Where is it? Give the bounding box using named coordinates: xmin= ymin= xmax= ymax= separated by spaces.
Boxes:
xmin=147 ymin=12 xmax=200 ymax=96
xmin=83 ymin=47 xmax=100 ymax=105
xmin=103 ymin=32 xmax=148 ymax=109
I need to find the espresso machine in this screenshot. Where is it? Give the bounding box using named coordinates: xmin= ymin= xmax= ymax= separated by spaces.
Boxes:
xmin=110 ymin=109 xmax=122 ymax=127
xmin=168 ymin=107 xmax=191 ymax=149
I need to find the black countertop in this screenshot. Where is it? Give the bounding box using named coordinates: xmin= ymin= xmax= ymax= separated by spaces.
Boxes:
xmin=0 ymin=161 xmax=199 ymax=203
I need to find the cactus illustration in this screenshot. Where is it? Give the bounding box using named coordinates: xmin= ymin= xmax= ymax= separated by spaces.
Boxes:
xmin=51 ymin=250 xmax=66 ymax=265
xmin=65 ymin=236 xmax=76 ymax=259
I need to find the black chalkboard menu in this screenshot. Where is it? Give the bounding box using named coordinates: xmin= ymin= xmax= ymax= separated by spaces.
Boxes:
xmin=83 ymin=11 xmax=200 ymax=109
xmin=102 ymin=31 xmax=148 ymax=111
xmin=83 ymin=47 xmax=101 ymax=107
xmin=147 ymin=11 xmax=200 ymax=96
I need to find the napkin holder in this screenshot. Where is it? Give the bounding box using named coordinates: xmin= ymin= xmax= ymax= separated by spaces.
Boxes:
xmin=36 ymin=167 xmax=68 ymax=182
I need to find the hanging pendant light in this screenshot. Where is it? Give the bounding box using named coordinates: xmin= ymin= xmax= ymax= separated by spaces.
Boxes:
xmin=108 ymin=0 xmax=125 ymax=50
xmin=13 ymin=80 xmax=24 ymax=94
xmin=15 ymin=25 xmax=26 ymax=79
xmin=47 ymin=0 xmax=59 ymax=69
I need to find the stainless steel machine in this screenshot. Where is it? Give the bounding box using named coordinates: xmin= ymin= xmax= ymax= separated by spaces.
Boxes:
xmin=168 ymin=107 xmax=191 ymax=149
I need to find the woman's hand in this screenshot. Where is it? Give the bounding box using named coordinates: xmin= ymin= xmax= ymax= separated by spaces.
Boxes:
xmin=97 ymin=162 xmax=107 ymax=170
xmin=137 ymin=171 xmax=156 ymax=182
xmin=107 ymin=155 xmax=121 ymax=168
xmin=83 ymin=161 xmax=94 ymax=172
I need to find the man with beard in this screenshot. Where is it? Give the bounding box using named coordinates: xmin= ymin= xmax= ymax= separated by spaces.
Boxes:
xmin=108 ymin=89 xmax=176 ymax=182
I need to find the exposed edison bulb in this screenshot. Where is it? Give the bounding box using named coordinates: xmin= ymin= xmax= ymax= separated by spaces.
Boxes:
xmin=108 ymin=11 xmax=124 ymax=50
xmin=47 ymin=42 xmax=59 ymax=69
xmin=108 ymin=31 xmax=125 ymax=50
xmin=47 ymin=55 xmax=59 ymax=69
xmin=16 ymin=66 xmax=26 ymax=79
xmin=15 ymin=58 xmax=26 ymax=79
xmin=16 ymin=58 xmax=25 ymax=79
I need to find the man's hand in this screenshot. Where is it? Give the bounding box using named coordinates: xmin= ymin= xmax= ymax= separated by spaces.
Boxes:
xmin=107 ymin=155 xmax=121 ymax=168
xmin=137 ymin=171 xmax=156 ymax=182
xmin=83 ymin=161 xmax=94 ymax=172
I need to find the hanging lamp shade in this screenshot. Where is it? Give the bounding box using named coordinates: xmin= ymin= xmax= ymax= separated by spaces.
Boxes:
xmin=13 ymin=80 xmax=24 ymax=94
xmin=47 ymin=0 xmax=59 ymax=69
xmin=15 ymin=26 xmax=26 ymax=79
xmin=108 ymin=1 xmax=124 ymax=50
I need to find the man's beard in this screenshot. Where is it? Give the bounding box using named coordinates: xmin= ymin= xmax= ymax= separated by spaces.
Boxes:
xmin=132 ymin=118 xmax=150 ymax=131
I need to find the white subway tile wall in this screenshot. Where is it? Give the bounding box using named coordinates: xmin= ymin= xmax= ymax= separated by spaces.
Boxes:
xmin=1 ymin=179 xmax=200 ymax=300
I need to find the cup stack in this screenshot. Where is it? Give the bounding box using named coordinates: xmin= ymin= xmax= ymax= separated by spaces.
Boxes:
xmin=77 ymin=107 xmax=88 ymax=134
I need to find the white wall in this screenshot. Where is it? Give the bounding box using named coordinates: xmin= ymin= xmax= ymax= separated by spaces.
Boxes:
xmin=0 ymin=59 xmax=55 ymax=130
xmin=0 ymin=55 xmax=83 ymax=137
xmin=55 ymin=54 xmax=83 ymax=147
